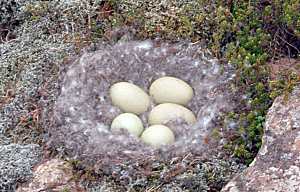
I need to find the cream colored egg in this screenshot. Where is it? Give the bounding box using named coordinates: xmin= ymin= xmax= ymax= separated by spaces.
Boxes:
xmin=148 ymin=103 xmax=196 ymax=125
xmin=149 ymin=76 xmax=193 ymax=105
xmin=110 ymin=82 xmax=150 ymax=114
xmin=141 ymin=125 xmax=175 ymax=147
xmin=111 ymin=113 xmax=144 ymax=137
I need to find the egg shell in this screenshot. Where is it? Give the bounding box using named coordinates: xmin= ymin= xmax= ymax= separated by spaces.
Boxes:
xmin=149 ymin=76 xmax=193 ymax=105
xmin=141 ymin=125 xmax=175 ymax=147
xmin=111 ymin=113 xmax=144 ymax=137
xmin=148 ymin=103 xmax=196 ymax=125
xmin=110 ymin=82 xmax=150 ymax=114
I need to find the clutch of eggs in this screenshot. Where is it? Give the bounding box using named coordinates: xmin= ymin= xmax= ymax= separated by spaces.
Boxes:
xmin=109 ymin=77 xmax=195 ymax=147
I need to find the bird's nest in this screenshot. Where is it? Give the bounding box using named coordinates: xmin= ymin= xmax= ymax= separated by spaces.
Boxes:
xmin=47 ymin=40 xmax=234 ymax=173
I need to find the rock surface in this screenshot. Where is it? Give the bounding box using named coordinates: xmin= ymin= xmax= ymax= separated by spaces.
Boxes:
xmin=222 ymin=86 xmax=300 ymax=192
xmin=0 ymin=144 xmax=41 ymax=191
xmin=16 ymin=158 xmax=85 ymax=192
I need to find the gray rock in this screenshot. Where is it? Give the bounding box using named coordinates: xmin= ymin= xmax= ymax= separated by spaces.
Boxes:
xmin=222 ymin=86 xmax=300 ymax=192
xmin=0 ymin=144 xmax=41 ymax=192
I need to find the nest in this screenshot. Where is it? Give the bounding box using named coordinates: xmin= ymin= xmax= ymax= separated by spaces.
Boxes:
xmin=48 ymin=40 xmax=234 ymax=172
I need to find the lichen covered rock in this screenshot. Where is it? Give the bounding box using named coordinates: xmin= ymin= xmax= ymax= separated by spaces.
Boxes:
xmin=0 ymin=0 xmax=109 ymax=190
xmin=0 ymin=144 xmax=41 ymax=191
xmin=222 ymin=86 xmax=300 ymax=192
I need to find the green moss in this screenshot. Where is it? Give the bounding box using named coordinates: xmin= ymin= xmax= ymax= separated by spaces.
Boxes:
xmin=212 ymin=0 xmax=298 ymax=164
xmin=211 ymin=128 xmax=221 ymax=139
xmin=282 ymin=0 xmax=300 ymax=37
xmin=60 ymin=188 xmax=70 ymax=192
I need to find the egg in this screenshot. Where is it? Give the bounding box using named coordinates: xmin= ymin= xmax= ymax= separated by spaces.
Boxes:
xmin=110 ymin=82 xmax=150 ymax=114
xmin=141 ymin=125 xmax=175 ymax=147
xmin=149 ymin=76 xmax=193 ymax=105
xmin=148 ymin=103 xmax=196 ymax=125
xmin=111 ymin=113 xmax=144 ymax=137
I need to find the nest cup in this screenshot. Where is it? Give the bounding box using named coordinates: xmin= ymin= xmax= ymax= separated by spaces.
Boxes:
xmin=49 ymin=40 xmax=233 ymax=169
